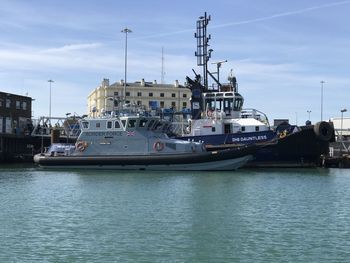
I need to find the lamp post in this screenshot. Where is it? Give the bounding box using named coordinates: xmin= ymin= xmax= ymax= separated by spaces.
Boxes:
xmin=48 ymin=79 xmax=54 ymax=119
xmin=307 ymin=110 xmax=311 ymax=120
xmin=320 ymin=80 xmax=325 ymax=121
xmin=121 ymin=28 xmax=132 ymax=102
xmin=340 ymin=108 xmax=347 ymax=141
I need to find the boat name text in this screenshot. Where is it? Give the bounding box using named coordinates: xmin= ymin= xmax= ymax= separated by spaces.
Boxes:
xmin=232 ymin=135 xmax=268 ymax=142
xmin=84 ymin=131 xmax=123 ymax=136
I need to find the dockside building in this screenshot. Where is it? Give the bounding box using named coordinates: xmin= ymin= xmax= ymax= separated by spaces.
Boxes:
xmin=87 ymin=79 xmax=191 ymax=116
xmin=0 ymin=91 xmax=32 ymax=135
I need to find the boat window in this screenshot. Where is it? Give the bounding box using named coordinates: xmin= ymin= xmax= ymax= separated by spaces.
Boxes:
xmin=255 ymin=126 xmax=259 ymax=131
xmin=139 ymin=119 xmax=148 ymax=128
xmin=162 ymin=123 xmax=169 ymax=132
xmin=234 ymin=98 xmax=243 ymax=111
xmin=154 ymin=121 xmax=163 ymax=130
xmin=205 ymin=99 xmax=216 ymax=111
xmin=147 ymin=120 xmax=155 ymax=129
xmin=121 ymin=120 xmax=126 ymax=128
xmin=127 ymin=119 xmax=137 ymax=128
xmin=212 ymin=127 xmax=216 ymax=132
xmin=107 ymin=121 xmax=112 ymax=129
xmin=241 ymin=126 xmax=245 ymax=132
xmin=114 ymin=121 xmax=121 ymax=129
xmin=224 ymin=98 xmax=233 ymax=114
xmin=82 ymin=121 xmax=89 ymax=129
xmin=96 ymin=122 xmax=101 ymax=128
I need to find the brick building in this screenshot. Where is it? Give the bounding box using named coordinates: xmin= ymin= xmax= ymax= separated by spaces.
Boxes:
xmin=0 ymin=91 xmax=32 ymax=135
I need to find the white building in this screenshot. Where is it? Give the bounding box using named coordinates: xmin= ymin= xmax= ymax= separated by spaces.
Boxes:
xmin=330 ymin=117 xmax=350 ymax=137
xmin=87 ymin=78 xmax=191 ymax=116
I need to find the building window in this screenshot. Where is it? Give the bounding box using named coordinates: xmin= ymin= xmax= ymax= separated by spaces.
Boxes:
xmin=160 ymin=101 xmax=165 ymax=108
xmin=183 ymin=94 xmax=187 ymax=98
xmin=125 ymin=92 xmax=130 ymax=97
xmin=149 ymin=92 xmax=153 ymax=97
xmin=171 ymin=101 xmax=176 ymax=108
xmin=6 ymin=99 xmax=10 ymax=108
xmin=171 ymin=93 xmax=176 ymax=98
xmin=16 ymin=101 xmax=20 ymax=109
xmin=182 ymin=102 xmax=187 ymax=108
xmin=0 ymin=100 xmax=2 ymax=107
xmin=137 ymin=101 xmax=142 ymax=105
xmin=160 ymin=93 xmax=164 ymax=97
xmin=137 ymin=92 xmax=142 ymax=97
xmin=22 ymin=101 xmax=27 ymax=110
xmin=114 ymin=92 xmax=118 ymax=96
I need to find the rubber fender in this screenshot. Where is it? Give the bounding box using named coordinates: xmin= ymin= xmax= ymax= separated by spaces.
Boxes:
xmin=313 ymin=121 xmax=334 ymax=141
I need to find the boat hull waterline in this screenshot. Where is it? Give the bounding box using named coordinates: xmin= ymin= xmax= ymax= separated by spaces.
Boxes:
xmin=34 ymin=150 xmax=253 ymax=171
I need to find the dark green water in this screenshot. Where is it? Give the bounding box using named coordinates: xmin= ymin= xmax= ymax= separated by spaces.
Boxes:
xmin=1 ymin=166 xmax=349 ymax=262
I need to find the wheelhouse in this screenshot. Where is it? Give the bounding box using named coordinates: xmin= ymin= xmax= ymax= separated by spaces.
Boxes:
xmin=203 ymin=91 xmax=244 ymax=118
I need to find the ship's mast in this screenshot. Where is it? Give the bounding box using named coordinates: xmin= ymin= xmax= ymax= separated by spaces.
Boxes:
xmin=195 ymin=13 xmax=226 ymax=91
xmin=195 ymin=12 xmax=212 ymax=91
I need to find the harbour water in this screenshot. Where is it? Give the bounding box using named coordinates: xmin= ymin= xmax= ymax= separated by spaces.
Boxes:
xmin=1 ymin=165 xmax=349 ymax=262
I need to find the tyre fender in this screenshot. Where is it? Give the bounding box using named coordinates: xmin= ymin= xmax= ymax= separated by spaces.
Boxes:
xmin=313 ymin=121 xmax=333 ymax=141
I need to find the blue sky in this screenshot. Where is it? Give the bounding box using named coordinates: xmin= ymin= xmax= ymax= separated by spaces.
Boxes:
xmin=1 ymin=0 xmax=349 ymax=124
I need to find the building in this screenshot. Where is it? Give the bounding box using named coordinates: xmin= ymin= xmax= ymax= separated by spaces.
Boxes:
xmin=330 ymin=117 xmax=350 ymax=137
xmin=87 ymin=78 xmax=191 ymax=116
xmin=0 ymin=91 xmax=32 ymax=134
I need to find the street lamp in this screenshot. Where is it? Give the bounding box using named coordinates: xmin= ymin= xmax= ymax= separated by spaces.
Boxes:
xmin=340 ymin=108 xmax=347 ymax=141
xmin=320 ymin=80 xmax=325 ymax=121
xmin=121 ymin=28 xmax=132 ymax=102
xmin=307 ymin=110 xmax=311 ymax=120
xmin=48 ymin=79 xmax=54 ymax=119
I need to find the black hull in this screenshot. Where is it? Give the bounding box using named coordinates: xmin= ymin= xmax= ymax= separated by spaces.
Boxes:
xmin=205 ymin=122 xmax=334 ymax=168
xmin=252 ymin=127 xmax=326 ymax=167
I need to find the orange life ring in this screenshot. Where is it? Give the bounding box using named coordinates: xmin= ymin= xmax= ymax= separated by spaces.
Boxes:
xmin=153 ymin=141 xmax=164 ymax=151
xmin=76 ymin=141 xmax=88 ymax=152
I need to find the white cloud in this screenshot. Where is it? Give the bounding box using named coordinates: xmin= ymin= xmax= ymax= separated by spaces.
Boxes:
xmin=40 ymin=43 xmax=103 ymax=54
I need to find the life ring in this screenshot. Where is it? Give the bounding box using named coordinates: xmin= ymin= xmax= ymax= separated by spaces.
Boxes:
xmin=153 ymin=141 xmax=164 ymax=151
xmin=206 ymin=109 xmax=213 ymax=118
xmin=76 ymin=141 xmax=88 ymax=152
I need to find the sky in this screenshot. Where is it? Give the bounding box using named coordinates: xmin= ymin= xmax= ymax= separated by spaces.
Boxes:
xmin=1 ymin=0 xmax=350 ymax=124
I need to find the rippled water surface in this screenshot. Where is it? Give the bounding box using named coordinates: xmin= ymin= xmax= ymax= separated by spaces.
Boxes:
xmin=1 ymin=165 xmax=350 ymax=262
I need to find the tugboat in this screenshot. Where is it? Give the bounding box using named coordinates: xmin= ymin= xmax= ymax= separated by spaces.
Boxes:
xmin=34 ymin=107 xmax=256 ymax=171
xmin=176 ymin=13 xmax=334 ymax=167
